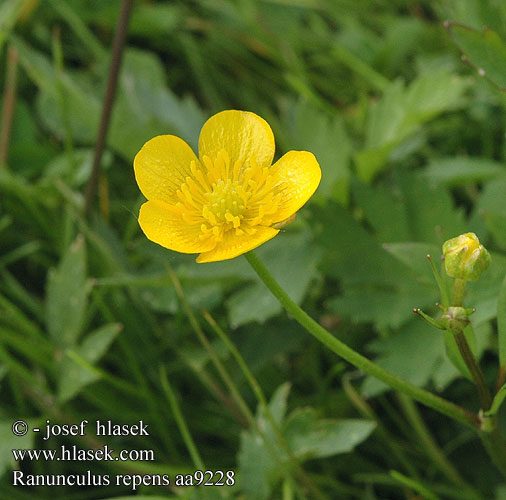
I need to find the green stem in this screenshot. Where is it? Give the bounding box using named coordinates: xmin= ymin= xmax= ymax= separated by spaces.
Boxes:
xmin=453 ymin=331 xmax=491 ymax=410
xmin=479 ymin=425 xmax=506 ymax=478
xmin=159 ymin=366 xmax=205 ymax=470
xmin=244 ymin=251 xmax=478 ymax=429
xmin=452 ymin=278 xmax=467 ymax=306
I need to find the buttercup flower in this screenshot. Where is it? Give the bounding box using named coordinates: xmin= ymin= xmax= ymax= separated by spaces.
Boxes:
xmin=442 ymin=232 xmax=491 ymax=282
xmin=134 ymin=110 xmax=321 ymax=263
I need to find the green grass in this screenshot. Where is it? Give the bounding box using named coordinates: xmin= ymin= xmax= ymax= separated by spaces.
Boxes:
xmin=1 ymin=0 xmax=506 ymax=499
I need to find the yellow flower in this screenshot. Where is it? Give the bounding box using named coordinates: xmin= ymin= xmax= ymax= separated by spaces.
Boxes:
xmin=134 ymin=110 xmax=321 ymax=263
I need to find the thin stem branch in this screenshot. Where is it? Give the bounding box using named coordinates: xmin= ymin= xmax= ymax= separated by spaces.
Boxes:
xmin=244 ymin=251 xmax=479 ymax=429
xmin=0 ymin=46 xmax=19 ymax=169
xmin=397 ymin=393 xmax=465 ymax=486
xmin=342 ymin=373 xmax=420 ymax=479
xmin=171 ymin=276 xmax=325 ymax=500
xmin=168 ymin=268 xmax=250 ymax=428
xmin=427 ymin=254 xmax=450 ymax=306
xmin=84 ymin=0 xmax=133 ymax=216
xmin=159 ymin=366 xmax=206 ymax=470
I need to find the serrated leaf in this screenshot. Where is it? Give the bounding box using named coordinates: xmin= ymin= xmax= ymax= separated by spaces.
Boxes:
xmin=284 ymin=409 xmax=376 ymax=460
xmin=447 ymin=22 xmax=506 ymax=91
xmin=351 ymin=179 xmax=410 ymax=241
xmin=58 ymin=323 xmax=121 ymax=402
xmin=328 ymin=283 xmax=434 ymax=330
xmin=398 ymin=173 xmax=467 ymax=244
xmin=45 ymin=235 xmax=89 ymax=347
xmin=356 ymin=72 xmax=466 ymax=182
xmin=281 ymin=101 xmax=351 ymax=204
xmin=238 ymin=428 xmax=276 ymax=500
xmin=498 ymin=275 xmax=506 ymax=368
xmin=362 ymin=319 xmax=445 ymax=397
xmin=382 ymin=242 xmax=440 ymax=286
xmin=238 ymin=383 xmax=290 ymax=500
xmin=227 ymin=231 xmax=321 ymax=327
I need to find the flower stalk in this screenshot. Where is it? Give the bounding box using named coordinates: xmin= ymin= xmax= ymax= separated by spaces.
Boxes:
xmin=453 ymin=329 xmax=491 ymax=410
xmin=244 ymin=250 xmax=478 ymax=429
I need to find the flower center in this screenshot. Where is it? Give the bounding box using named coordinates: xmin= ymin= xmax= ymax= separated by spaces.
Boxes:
xmin=173 ymin=149 xmax=284 ymax=246
xmin=203 ymin=178 xmax=246 ymax=228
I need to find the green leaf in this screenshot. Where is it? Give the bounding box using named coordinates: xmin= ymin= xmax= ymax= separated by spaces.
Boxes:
xmin=0 ymin=419 xmax=37 ymax=476
xmin=356 ymin=71 xmax=467 ymax=182
xmin=46 ymin=235 xmax=90 ymax=347
xmin=351 ymin=179 xmax=411 ymax=242
xmin=284 ymin=409 xmax=376 ymax=460
xmin=238 ymin=383 xmax=290 ymax=500
xmin=446 ymin=22 xmax=506 ymax=91
xmin=58 ymin=323 xmax=121 ymax=402
xmin=12 ymin=37 xmax=205 ymax=161
xmin=0 ymin=0 xmax=28 ymax=52
xmin=227 ymin=230 xmax=321 ymax=327
xmin=382 ymin=242 xmax=440 ymax=286
xmin=398 ymin=173 xmax=467 ymax=244
xmin=483 ymin=211 xmax=506 ymax=250
xmin=281 ymin=101 xmax=351 ymax=205
xmin=328 ymin=283 xmax=434 ymax=330
xmin=362 ymin=319 xmax=446 ymax=397
xmin=42 ymin=149 xmax=112 ymax=187
xmin=424 ymin=157 xmax=505 ymax=186
xmin=237 ymin=429 xmax=274 ymax=500
xmin=498 ymin=275 xmax=506 ymax=368
xmin=485 ymin=382 xmax=506 ymax=417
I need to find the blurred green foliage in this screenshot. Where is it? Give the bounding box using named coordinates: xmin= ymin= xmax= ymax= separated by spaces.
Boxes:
xmin=1 ymin=0 xmax=506 ymax=499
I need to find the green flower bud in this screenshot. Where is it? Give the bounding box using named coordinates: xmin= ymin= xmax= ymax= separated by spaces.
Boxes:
xmin=442 ymin=232 xmax=491 ymax=282
xmin=441 ymin=306 xmax=470 ymax=332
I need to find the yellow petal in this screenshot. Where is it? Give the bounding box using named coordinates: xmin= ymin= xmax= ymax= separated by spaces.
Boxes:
xmin=269 ymin=151 xmax=321 ymax=223
xmin=139 ymin=200 xmax=216 ymax=254
xmin=199 ymin=110 xmax=275 ymax=169
xmin=134 ymin=135 xmax=199 ymax=203
xmin=197 ymin=226 xmax=279 ymax=263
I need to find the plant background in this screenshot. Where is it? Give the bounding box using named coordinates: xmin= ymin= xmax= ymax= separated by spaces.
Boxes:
xmin=1 ymin=0 xmax=506 ymax=499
